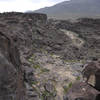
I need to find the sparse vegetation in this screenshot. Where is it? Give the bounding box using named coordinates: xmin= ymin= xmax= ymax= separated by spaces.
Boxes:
xmin=63 ymin=82 xmax=73 ymax=93
xmin=64 ymin=60 xmax=81 ymax=63
xmin=28 ymin=54 xmax=35 ymax=64
xmin=33 ymin=64 xmax=41 ymax=69
xmin=41 ymin=68 xmax=50 ymax=73
xmin=41 ymin=86 xmax=56 ymax=100
xmin=76 ymin=76 xmax=81 ymax=81
xmin=32 ymin=81 xmax=38 ymax=85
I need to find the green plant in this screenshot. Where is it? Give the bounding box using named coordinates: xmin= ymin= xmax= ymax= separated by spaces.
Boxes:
xmin=32 ymin=81 xmax=38 ymax=85
xmin=63 ymin=82 xmax=73 ymax=93
xmin=41 ymin=89 xmax=56 ymax=100
xmin=64 ymin=60 xmax=79 ymax=63
xmin=41 ymin=68 xmax=50 ymax=73
xmin=76 ymin=76 xmax=81 ymax=81
xmin=28 ymin=58 xmax=33 ymax=63
xmin=33 ymin=64 xmax=41 ymax=69
xmin=28 ymin=54 xmax=35 ymax=64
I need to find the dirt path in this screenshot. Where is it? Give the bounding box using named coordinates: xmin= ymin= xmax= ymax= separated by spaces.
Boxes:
xmin=60 ymin=29 xmax=84 ymax=47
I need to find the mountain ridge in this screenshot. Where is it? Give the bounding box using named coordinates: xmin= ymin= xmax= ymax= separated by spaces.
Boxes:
xmin=33 ymin=0 xmax=100 ymax=19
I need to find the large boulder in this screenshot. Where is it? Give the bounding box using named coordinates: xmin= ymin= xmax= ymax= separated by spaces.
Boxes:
xmin=82 ymin=60 xmax=100 ymax=91
xmin=64 ymin=82 xmax=100 ymax=100
xmin=0 ymin=32 xmax=25 ymax=100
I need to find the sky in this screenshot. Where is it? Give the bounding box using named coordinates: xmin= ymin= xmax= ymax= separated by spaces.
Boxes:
xmin=0 ymin=0 xmax=69 ymax=12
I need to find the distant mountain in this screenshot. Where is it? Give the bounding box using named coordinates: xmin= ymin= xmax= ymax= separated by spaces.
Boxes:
xmin=34 ymin=0 xmax=100 ymax=19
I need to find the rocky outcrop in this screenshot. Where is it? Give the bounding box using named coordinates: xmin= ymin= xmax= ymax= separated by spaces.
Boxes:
xmin=83 ymin=59 xmax=100 ymax=91
xmin=0 ymin=12 xmax=47 ymax=100
xmin=0 ymin=32 xmax=25 ymax=100
xmin=64 ymin=60 xmax=100 ymax=100
xmin=48 ymin=18 xmax=100 ymax=60
xmin=64 ymin=82 xmax=100 ymax=100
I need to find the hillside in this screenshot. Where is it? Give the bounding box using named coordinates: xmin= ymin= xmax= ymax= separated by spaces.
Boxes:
xmin=34 ymin=0 xmax=100 ymax=19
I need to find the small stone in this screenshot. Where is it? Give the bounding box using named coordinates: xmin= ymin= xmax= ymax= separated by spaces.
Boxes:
xmin=44 ymin=82 xmax=55 ymax=93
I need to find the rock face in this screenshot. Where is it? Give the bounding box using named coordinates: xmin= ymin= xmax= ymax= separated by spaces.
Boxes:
xmin=64 ymin=82 xmax=100 ymax=100
xmin=83 ymin=60 xmax=100 ymax=91
xmin=0 ymin=32 xmax=25 ymax=100
xmin=64 ymin=60 xmax=100 ymax=100
xmin=49 ymin=18 xmax=100 ymax=60
xmin=0 ymin=12 xmax=47 ymax=100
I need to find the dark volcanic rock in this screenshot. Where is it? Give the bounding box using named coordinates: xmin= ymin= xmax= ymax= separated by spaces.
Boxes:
xmin=0 ymin=12 xmax=100 ymax=100
xmin=50 ymin=18 xmax=100 ymax=60
xmin=65 ymin=82 xmax=100 ymax=100
xmin=65 ymin=60 xmax=100 ymax=100
xmin=0 ymin=12 xmax=47 ymax=100
xmin=0 ymin=32 xmax=25 ymax=100
xmin=83 ymin=60 xmax=100 ymax=91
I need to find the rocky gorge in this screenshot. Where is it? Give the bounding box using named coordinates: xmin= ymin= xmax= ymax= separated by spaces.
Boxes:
xmin=0 ymin=12 xmax=100 ymax=100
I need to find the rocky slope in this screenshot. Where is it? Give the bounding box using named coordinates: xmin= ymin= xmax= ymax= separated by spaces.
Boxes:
xmin=0 ymin=31 xmax=25 ymax=100
xmin=0 ymin=12 xmax=47 ymax=100
xmin=47 ymin=18 xmax=100 ymax=60
xmin=0 ymin=12 xmax=100 ymax=100
xmin=65 ymin=59 xmax=100 ymax=100
xmin=34 ymin=0 xmax=100 ymax=19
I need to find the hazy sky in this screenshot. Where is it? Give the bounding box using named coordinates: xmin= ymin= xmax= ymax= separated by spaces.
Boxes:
xmin=0 ymin=0 xmax=69 ymax=12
